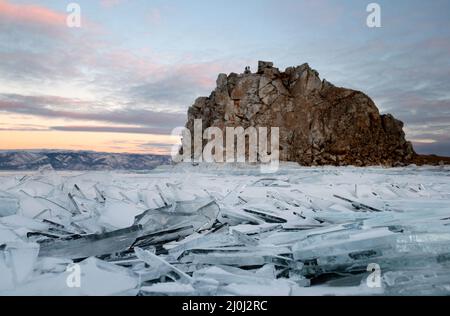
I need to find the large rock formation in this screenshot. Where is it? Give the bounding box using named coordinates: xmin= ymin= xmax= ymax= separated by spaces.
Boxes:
xmin=185 ymin=61 xmax=415 ymax=166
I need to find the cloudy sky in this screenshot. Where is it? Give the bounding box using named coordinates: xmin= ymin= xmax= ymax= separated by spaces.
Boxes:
xmin=0 ymin=0 xmax=449 ymax=155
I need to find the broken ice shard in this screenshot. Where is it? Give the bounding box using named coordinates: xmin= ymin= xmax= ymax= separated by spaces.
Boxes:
xmin=38 ymin=225 xmax=143 ymax=259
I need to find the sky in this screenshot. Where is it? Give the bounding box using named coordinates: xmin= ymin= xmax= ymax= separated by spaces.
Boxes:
xmin=0 ymin=0 xmax=449 ymax=155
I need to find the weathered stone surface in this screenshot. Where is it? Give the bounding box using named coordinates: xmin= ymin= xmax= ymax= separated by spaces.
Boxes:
xmin=185 ymin=61 xmax=416 ymax=166
xmin=257 ymin=61 xmax=274 ymax=74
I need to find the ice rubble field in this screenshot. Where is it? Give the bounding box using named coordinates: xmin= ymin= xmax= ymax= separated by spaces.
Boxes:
xmin=1 ymin=163 xmax=450 ymax=296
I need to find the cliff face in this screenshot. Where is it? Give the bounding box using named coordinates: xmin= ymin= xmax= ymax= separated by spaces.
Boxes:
xmin=185 ymin=61 xmax=415 ymax=166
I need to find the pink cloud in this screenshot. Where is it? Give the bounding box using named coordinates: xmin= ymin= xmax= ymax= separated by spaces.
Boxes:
xmin=103 ymin=50 xmax=231 ymax=89
xmin=175 ymin=63 xmax=226 ymax=88
xmin=0 ymin=0 xmax=66 ymax=27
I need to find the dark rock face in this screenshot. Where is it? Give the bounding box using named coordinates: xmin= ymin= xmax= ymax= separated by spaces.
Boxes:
xmin=185 ymin=61 xmax=415 ymax=166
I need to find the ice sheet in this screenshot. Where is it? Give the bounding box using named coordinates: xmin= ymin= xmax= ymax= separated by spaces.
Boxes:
xmin=0 ymin=163 xmax=449 ymax=295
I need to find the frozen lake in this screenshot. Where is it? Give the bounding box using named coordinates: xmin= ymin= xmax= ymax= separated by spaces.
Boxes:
xmin=1 ymin=163 xmax=450 ymax=295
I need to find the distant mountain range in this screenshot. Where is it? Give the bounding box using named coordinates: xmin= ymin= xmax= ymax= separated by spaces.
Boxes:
xmin=0 ymin=151 xmax=171 ymax=171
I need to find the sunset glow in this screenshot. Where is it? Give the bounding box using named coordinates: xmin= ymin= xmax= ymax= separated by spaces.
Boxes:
xmin=1 ymin=0 xmax=449 ymax=155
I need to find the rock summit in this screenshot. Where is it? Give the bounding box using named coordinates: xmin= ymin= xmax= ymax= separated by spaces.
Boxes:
xmin=185 ymin=61 xmax=415 ymax=166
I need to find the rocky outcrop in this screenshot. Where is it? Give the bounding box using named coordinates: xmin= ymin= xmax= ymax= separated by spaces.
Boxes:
xmin=185 ymin=61 xmax=415 ymax=166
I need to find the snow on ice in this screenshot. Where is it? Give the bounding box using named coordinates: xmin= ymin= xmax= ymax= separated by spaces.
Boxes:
xmin=0 ymin=163 xmax=449 ymax=295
